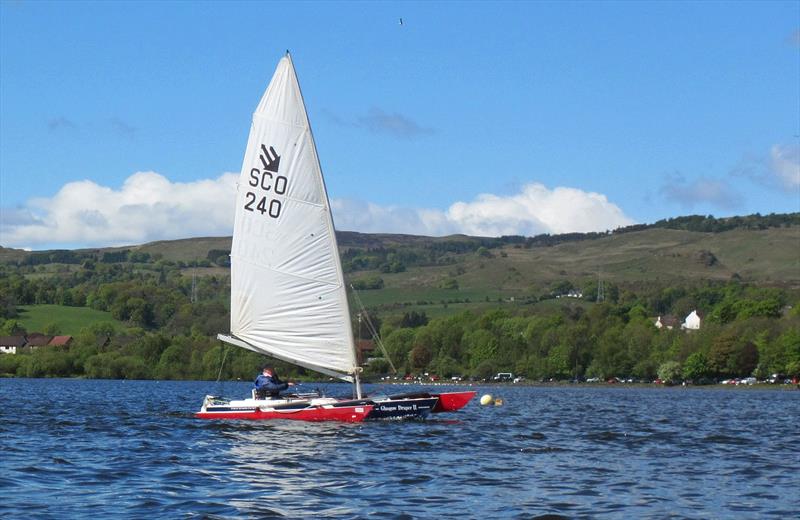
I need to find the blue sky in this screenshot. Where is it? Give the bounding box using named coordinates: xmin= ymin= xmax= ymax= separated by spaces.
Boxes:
xmin=1 ymin=1 xmax=798 ymax=250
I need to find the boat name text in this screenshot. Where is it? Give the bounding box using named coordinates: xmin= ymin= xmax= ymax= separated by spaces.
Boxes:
xmin=244 ymin=144 xmax=287 ymax=219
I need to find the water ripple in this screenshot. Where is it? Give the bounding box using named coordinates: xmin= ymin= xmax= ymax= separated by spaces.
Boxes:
xmin=1 ymin=380 xmax=799 ymax=518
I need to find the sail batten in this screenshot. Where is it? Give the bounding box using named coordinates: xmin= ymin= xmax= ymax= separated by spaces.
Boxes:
xmin=228 ymin=55 xmax=357 ymax=376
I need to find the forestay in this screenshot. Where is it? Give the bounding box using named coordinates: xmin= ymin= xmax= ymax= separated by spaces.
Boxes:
xmin=222 ymin=54 xmax=357 ymax=380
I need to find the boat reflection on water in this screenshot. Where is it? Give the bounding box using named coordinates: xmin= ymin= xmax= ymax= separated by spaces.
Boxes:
xmin=218 ymin=422 xmax=370 ymax=516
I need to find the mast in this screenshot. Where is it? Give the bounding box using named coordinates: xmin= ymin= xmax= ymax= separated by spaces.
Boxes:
xmin=354 ymin=371 xmax=362 ymax=399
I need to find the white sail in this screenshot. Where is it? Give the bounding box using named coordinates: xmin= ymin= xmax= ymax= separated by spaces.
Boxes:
xmin=223 ymin=54 xmax=357 ymax=380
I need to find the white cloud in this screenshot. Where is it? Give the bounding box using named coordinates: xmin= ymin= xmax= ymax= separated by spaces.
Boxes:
xmin=1 ymin=171 xmax=238 ymax=249
xmin=769 ymin=144 xmax=800 ymax=190
xmin=731 ymin=143 xmax=800 ymax=193
xmin=331 ymin=199 xmax=456 ymax=236
xmin=333 ymin=183 xmax=634 ymax=237
xmin=1 ymin=173 xmax=634 ymax=249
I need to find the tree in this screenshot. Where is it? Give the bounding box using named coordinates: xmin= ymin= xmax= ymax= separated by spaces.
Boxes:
xmin=400 ymin=311 xmax=428 ymax=328
xmin=43 ymin=322 xmax=62 ymax=335
xmin=776 ymin=328 xmax=800 ymax=376
xmin=546 ymin=343 xmax=572 ymax=379
xmin=431 ymin=355 xmax=461 ymax=377
xmin=155 ymin=344 xmax=187 ymax=379
xmin=0 ymin=353 xmax=23 ymax=375
xmin=364 ymin=358 xmax=391 ymax=376
xmin=708 ymin=331 xmax=737 ymax=376
xmin=682 ymin=352 xmax=710 ymax=381
xmin=409 ymin=344 xmax=432 ymax=370
xmin=709 ymin=331 xmax=760 ymax=377
xmin=439 ymin=278 xmax=459 ymax=290
xmin=476 ymin=246 xmax=493 ymax=258
xmin=383 ymin=328 xmax=415 ymax=372
xmin=473 ymin=360 xmax=497 ymax=380
xmin=550 ymin=280 xmax=573 ymax=296
xmin=462 ymin=329 xmax=497 ymax=369
xmin=351 ymin=276 xmax=384 ymax=290
xmin=1 ymin=319 xmax=26 ymax=335
xmin=657 ymin=361 xmax=682 ymax=383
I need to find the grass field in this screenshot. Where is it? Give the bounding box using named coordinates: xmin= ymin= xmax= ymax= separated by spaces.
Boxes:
xmin=346 ymin=226 xmax=800 ymax=319
xmin=17 ymin=305 xmax=121 ymax=335
xmin=137 ymin=236 xmax=231 ymax=262
xmin=5 ymin=224 xmax=798 ymax=323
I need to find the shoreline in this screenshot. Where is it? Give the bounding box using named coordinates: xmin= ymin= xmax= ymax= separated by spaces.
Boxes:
xmin=380 ymin=380 xmax=799 ymax=391
xmin=3 ymin=374 xmax=797 ymax=391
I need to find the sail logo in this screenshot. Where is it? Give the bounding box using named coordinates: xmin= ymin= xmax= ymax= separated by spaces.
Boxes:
xmin=244 ymin=144 xmax=288 ymax=218
xmin=259 ymin=145 xmax=281 ymax=172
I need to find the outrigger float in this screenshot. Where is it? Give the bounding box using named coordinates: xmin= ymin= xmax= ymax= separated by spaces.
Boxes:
xmin=196 ymin=53 xmax=475 ymax=422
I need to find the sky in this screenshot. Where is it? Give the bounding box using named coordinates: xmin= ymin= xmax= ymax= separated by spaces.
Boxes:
xmin=1 ymin=0 xmax=798 ymax=250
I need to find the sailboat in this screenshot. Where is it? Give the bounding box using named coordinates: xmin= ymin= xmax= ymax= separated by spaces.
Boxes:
xmin=196 ymin=53 xmax=474 ymax=422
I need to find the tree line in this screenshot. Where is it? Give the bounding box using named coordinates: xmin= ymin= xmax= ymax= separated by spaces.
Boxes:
xmin=0 ymin=214 xmax=798 ymax=382
xmin=1 ymin=263 xmax=797 ymax=383
xmin=369 ymin=281 xmax=798 ymax=383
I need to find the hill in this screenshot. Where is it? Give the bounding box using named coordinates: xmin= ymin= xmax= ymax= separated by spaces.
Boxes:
xmin=1 ymin=213 xmax=797 ymax=383
xmin=2 ymin=213 xmax=798 ymax=320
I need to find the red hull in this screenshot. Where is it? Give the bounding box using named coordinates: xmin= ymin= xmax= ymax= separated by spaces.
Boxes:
xmin=432 ymin=391 xmax=476 ymax=413
xmin=195 ymin=404 xmax=372 ymax=422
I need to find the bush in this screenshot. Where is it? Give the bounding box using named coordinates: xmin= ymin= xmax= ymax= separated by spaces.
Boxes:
xmin=439 ymin=278 xmax=459 ymax=290
xmin=351 ymin=276 xmax=384 ymax=290
xmin=682 ymin=352 xmax=710 ymax=380
xmin=657 ymin=361 xmax=682 ymax=383
xmin=0 ymin=354 xmax=24 ymax=375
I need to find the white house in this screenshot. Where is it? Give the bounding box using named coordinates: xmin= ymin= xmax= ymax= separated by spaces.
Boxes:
xmin=681 ymin=310 xmax=702 ymax=331
xmin=0 ymin=336 xmax=26 ymax=354
xmin=655 ymin=315 xmax=679 ymax=330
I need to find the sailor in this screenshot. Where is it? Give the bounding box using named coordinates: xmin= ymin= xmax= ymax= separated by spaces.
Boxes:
xmin=254 ymin=366 xmax=295 ymax=399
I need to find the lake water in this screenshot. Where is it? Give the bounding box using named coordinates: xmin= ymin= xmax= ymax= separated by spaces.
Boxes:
xmin=1 ymin=379 xmax=798 ymax=518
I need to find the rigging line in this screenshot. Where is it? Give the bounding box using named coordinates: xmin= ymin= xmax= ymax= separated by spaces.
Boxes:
xmin=351 ymin=285 xmax=397 ymax=374
xmin=217 ymin=341 xmax=229 ymax=396
xmin=217 ymin=341 xmax=228 ymax=383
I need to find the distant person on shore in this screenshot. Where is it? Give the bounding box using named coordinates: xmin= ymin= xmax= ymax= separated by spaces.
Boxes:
xmin=254 ymin=366 xmax=295 ymax=399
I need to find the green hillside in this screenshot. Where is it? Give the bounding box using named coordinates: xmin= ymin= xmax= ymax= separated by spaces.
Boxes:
xmin=3 ymin=218 xmax=798 ymax=322
xmin=140 ymin=223 xmax=800 ymax=319
xmin=1 ymin=213 xmax=797 ymax=382
xmin=17 ymin=304 xmax=120 ymax=335
xmin=135 ymin=236 xmax=232 ymax=262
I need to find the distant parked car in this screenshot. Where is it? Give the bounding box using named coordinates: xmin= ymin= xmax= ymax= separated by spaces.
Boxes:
xmin=513 ymin=376 xmax=525 ymax=383
xmin=740 ymin=377 xmax=757 ymax=385
xmin=493 ymin=372 xmax=513 ymax=382
xmin=586 ymin=377 xmax=601 ymax=383
xmin=768 ymin=373 xmax=786 ymax=384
